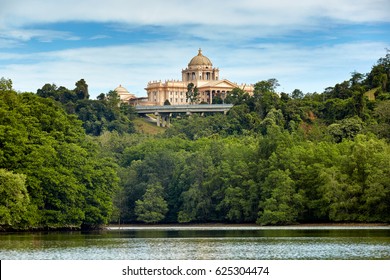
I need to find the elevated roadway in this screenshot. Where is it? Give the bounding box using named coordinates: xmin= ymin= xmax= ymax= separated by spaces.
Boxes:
xmin=135 ymin=104 xmax=233 ymax=126
xmin=135 ymin=104 xmax=233 ymax=114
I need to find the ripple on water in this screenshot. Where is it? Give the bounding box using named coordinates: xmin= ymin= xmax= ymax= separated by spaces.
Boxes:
xmin=1 ymin=228 xmax=390 ymax=260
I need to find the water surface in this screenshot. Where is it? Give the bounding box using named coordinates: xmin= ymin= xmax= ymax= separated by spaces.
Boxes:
xmin=1 ymin=226 xmax=389 ymax=260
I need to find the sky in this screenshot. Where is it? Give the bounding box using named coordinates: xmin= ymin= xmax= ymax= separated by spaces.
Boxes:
xmin=1 ymin=0 xmax=389 ymax=98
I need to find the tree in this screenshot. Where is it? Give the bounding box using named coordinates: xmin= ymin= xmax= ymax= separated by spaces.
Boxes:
xmin=186 ymin=83 xmax=199 ymax=104
xmin=0 ymin=77 xmax=13 ymax=91
xmin=75 ymin=79 xmax=89 ymax=100
xmin=106 ymin=90 xmax=121 ymax=108
xmin=77 ymin=153 xmax=120 ymax=229
xmin=135 ymin=183 xmax=168 ymax=223
xmin=366 ymin=51 xmax=390 ymax=93
xmin=254 ymin=79 xmax=280 ymax=93
xmin=217 ymin=137 xmax=259 ymax=222
xmin=177 ymin=151 xmax=217 ymax=223
xmin=319 ymin=166 xmax=359 ymax=221
xmin=36 ymin=83 xmax=58 ymax=99
xmin=225 ymin=88 xmax=250 ymax=105
xmin=74 ymin=98 xmax=135 ymax=136
xmin=57 ymin=86 xmax=77 ymax=104
xmin=259 ymin=108 xmax=285 ymax=135
xmin=97 ymin=93 xmax=106 ymax=101
xmin=327 ymin=117 xmax=363 ymax=143
xmin=369 ymin=100 xmax=390 ymax=139
xmin=1 ymin=83 xmax=119 ymax=229
xmin=36 ymin=81 xmax=136 ymax=136
xmin=346 ymin=135 xmax=390 ymax=222
xmin=0 ymin=169 xmax=29 ymax=227
xmin=257 ymin=170 xmax=304 ymax=225
xmin=252 ymin=79 xmax=281 ymax=118
xmin=291 ymin=89 xmax=304 ymax=99
xmin=350 ymin=71 xmax=364 ymax=87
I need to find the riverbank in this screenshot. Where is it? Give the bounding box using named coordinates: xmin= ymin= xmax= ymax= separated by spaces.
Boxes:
xmin=106 ymin=223 xmax=390 ymax=231
xmin=2 ymin=223 xmax=388 ymax=233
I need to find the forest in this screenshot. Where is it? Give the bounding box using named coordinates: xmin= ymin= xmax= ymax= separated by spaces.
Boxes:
xmin=1 ymin=52 xmax=389 ymax=230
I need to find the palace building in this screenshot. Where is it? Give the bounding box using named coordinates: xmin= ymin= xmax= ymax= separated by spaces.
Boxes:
xmin=145 ymin=49 xmax=253 ymax=105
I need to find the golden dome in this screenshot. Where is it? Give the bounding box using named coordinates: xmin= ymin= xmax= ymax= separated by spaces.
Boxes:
xmin=188 ymin=48 xmax=212 ymax=67
xmin=114 ymin=85 xmax=130 ymax=94
xmin=114 ymin=85 xmax=136 ymax=101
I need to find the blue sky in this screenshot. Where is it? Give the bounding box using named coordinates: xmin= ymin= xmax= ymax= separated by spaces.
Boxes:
xmin=1 ymin=0 xmax=389 ymax=98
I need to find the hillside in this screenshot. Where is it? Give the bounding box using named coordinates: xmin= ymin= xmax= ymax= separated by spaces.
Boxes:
xmin=1 ymin=52 xmax=390 ymax=230
xmin=133 ymin=116 xmax=166 ymax=135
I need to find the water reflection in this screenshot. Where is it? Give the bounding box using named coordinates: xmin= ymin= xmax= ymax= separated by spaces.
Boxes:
xmin=1 ymin=227 xmax=390 ymax=260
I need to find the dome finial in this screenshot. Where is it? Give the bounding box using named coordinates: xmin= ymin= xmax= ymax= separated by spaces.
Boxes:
xmin=188 ymin=48 xmax=212 ymax=66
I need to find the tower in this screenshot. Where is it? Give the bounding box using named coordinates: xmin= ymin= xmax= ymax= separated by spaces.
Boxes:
xmin=181 ymin=48 xmax=219 ymax=84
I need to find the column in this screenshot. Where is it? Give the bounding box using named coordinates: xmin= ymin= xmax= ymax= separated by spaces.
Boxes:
xmin=167 ymin=113 xmax=172 ymax=127
xmin=155 ymin=112 xmax=161 ymax=127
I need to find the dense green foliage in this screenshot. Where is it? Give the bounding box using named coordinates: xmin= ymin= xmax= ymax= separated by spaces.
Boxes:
xmin=99 ymin=130 xmax=390 ymax=225
xmin=0 ymin=169 xmax=29 ymax=226
xmin=106 ymin=52 xmax=390 ymax=225
xmin=0 ymin=80 xmax=118 ymax=230
xmin=135 ymin=183 xmax=168 ymax=223
xmin=186 ymin=82 xmax=200 ymax=104
xmin=1 ymin=52 xmax=390 ymax=229
xmin=36 ymin=81 xmax=136 ymax=136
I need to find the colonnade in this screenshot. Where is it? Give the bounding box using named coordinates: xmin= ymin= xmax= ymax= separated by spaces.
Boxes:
xmin=155 ymin=112 xmax=171 ymax=127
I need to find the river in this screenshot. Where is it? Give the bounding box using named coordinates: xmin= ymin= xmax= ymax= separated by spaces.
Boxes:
xmin=1 ymin=225 xmax=390 ymax=259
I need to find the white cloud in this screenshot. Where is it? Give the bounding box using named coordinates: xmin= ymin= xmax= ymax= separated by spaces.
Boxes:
xmin=221 ymin=41 xmax=387 ymax=93
xmin=2 ymin=40 xmax=387 ymax=97
xmin=1 ymin=0 xmax=387 ymax=49
xmin=1 ymin=0 xmax=389 ymax=29
xmin=1 ymin=0 xmax=388 ymax=98
xmin=1 ymin=29 xmax=80 ymax=43
xmin=89 ymin=35 xmax=111 ymax=40
xmin=0 ymin=41 xmax=196 ymax=96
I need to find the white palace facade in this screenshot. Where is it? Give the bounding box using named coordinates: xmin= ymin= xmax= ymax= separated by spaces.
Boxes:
xmin=144 ymin=49 xmax=253 ymax=105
